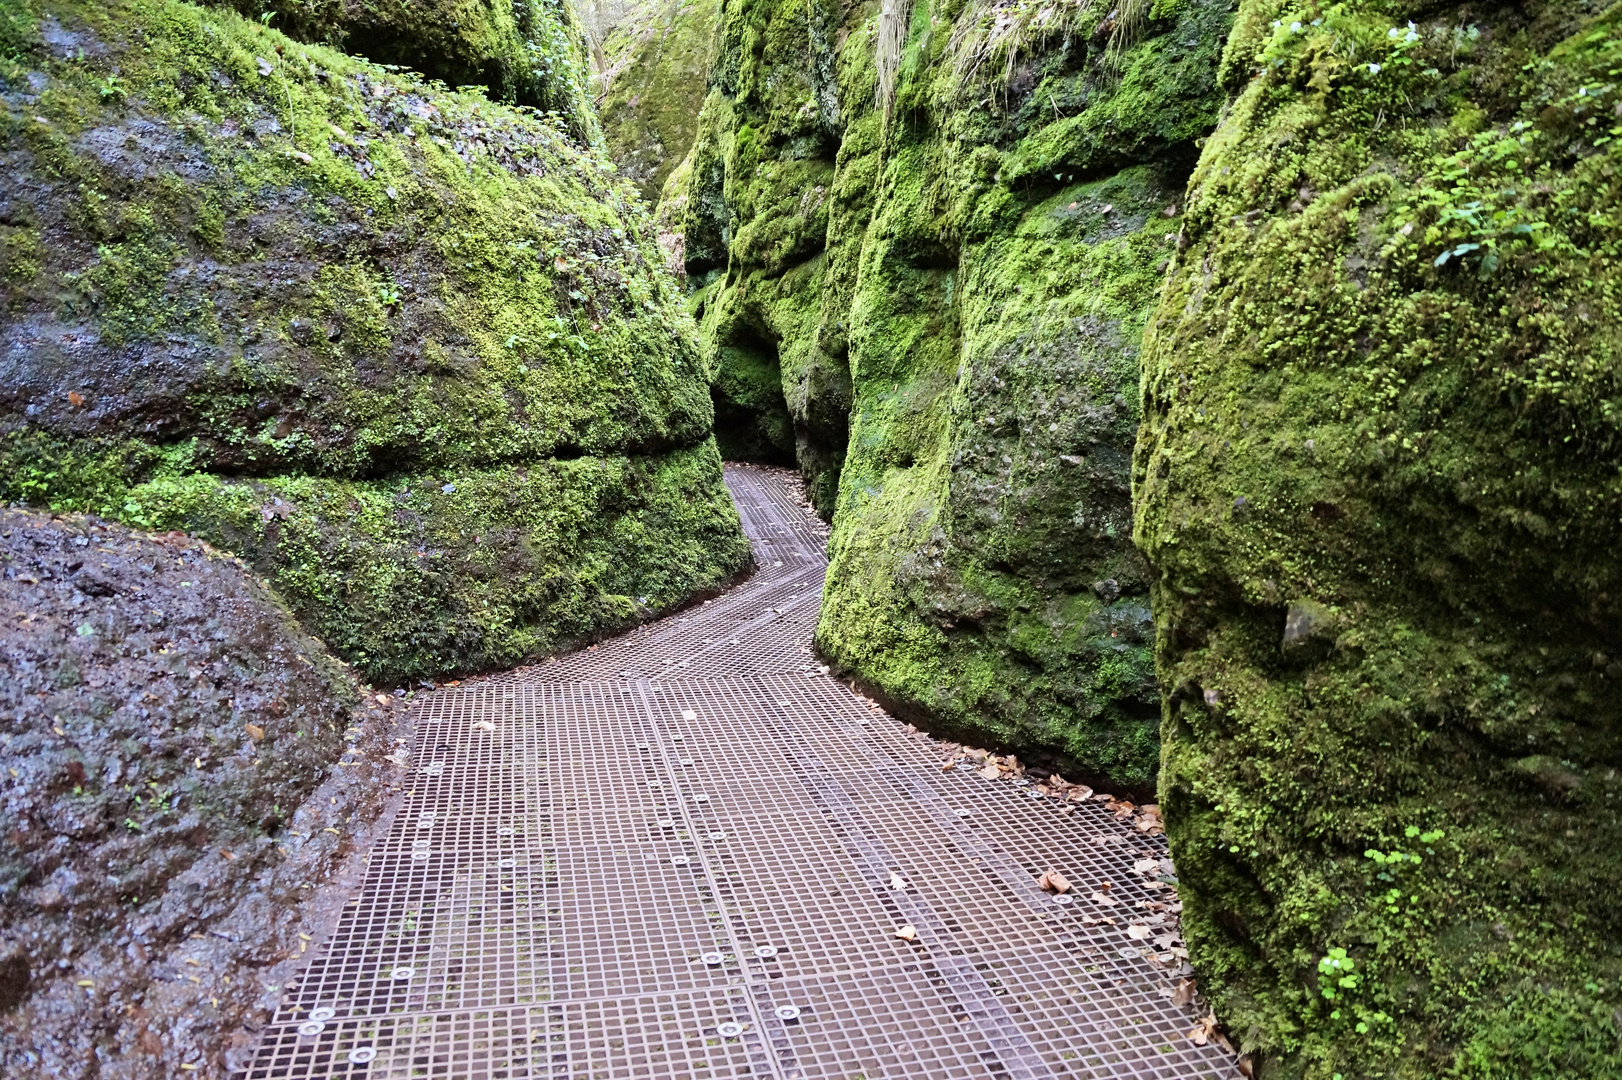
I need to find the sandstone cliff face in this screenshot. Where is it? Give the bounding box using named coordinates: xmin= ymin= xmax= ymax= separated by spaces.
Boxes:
xmin=1135 ymin=2 xmax=1622 ymax=1075
xmin=671 ymin=0 xmax=1230 ymax=792
xmin=0 ymin=0 xmax=750 ymax=684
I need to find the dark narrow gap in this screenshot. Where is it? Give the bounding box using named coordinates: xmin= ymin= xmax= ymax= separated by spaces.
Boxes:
xmin=710 ymin=325 xmax=796 ymax=468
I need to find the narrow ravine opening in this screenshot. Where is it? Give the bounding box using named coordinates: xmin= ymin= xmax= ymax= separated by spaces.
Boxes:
xmin=710 ymin=325 xmax=796 ymax=468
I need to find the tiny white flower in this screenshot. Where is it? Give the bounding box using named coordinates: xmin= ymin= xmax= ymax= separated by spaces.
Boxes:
xmin=1290 ymin=20 xmax=1302 ymax=32
xmin=1368 ymin=63 xmax=1381 ymax=74
xmin=1389 ymin=27 xmax=1402 ymax=38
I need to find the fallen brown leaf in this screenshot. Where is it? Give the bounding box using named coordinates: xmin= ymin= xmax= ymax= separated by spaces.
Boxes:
xmin=889 ymin=871 xmax=908 ymax=891
xmin=977 ymin=763 xmax=1002 ymax=781
xmin=244 ymin=723 xmax=265 ymax=742
xmin=895 ymin=924 xmax=917 ymax=942
xmin=1171 ymin=979 xmax=1196 ymax=1007
xmin=1037 ymin=869 xmax=1071 ymax=894
xmin=1126 ymin=924 xmax=1152 ymax=940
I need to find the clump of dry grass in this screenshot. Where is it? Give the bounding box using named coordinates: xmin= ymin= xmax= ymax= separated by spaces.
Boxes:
xmin=877 ymin=0 xmax=912 ymax=116
xmin=943 ymin=0 xmax=1149 ymax=96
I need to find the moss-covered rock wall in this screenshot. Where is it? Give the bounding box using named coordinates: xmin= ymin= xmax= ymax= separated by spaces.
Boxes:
xmin=0 ymin=0 xmax=750 ymax=685
xmin=1134 ymin=2 xmax=1622 ymax=1075
xmin=677 ymin=0 xmax=1232 ymax=791
xmin=594 ymin=0 xmax=719 ymax=206
xmin=674 ymin=0 xmax=852 ymax=492
xmin=216 ymin=0 xmax=600 ymax=138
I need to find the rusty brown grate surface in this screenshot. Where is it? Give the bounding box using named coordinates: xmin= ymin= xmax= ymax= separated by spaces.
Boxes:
xmin=243 ymin=464 xmax=1237 ymax=1079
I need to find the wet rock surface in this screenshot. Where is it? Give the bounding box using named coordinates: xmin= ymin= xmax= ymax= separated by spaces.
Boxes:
xmin=0 ymin=508 xmax=408 ymax=1077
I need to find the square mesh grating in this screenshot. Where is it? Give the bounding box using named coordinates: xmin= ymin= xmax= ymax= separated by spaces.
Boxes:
xmin=243 ymin=466 xmax=1235 ymax=1080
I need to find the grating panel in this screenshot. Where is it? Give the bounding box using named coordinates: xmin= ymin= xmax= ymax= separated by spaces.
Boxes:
xmin=243 ymin=465 xmax=1236 ymax=1080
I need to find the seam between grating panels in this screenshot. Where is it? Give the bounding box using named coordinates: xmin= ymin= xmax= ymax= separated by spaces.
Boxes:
xmin=754 ymin=674 xmax=1234 ymax=1079
xmin=830 ymin=708 xmax=1221 ymax=1075
xmin=629 ymin=678 xmax=799 ymax=1080
xmin=240 ymin=686 xmax=556 ymax=1076
xmin=519 ymin=566 xmax=823 ymax=683
xmin=761 ymin=707 xmax=1057 ymax=1080
xmin=721 ymin=471 xmax=827 ymax=563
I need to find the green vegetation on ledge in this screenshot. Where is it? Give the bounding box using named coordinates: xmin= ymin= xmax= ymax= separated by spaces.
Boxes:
xmin=216 ymin=0 xmax=601 ymax=138
xmin=1134 ymin=2 xmax=1622 ymax=1075
xmin=0 ymin=0 xmax=750 ymax=683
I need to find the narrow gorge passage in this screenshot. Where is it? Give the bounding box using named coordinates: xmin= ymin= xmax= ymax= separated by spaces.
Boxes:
xmin=245 ymin=466 xmax=1235 ymax=1080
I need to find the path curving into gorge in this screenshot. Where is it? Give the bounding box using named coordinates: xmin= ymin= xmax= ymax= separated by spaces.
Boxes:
xmin=245 ymin=465 xmax=1237 ymax=1079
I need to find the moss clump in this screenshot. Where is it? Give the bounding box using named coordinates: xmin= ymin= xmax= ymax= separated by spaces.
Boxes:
xmin=216 ymin=0 xmax=600 ymax=138
xmin=678 ymin=0 xmax=1230 ymax=791
xmin=0 ymin=0 xmax=750 ymax=683
xmin=1134 ymin=2 xmax=1622 ymax=1075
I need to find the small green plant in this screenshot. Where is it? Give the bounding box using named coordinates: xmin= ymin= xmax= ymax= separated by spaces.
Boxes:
xmin=97 ymin=74 xmax=124 ymax=100
xmin=1318 ymin=947 xmax=1360 ymax=1012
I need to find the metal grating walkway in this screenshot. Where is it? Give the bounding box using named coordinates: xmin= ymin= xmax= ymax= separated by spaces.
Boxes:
xmin=244 ymin=464 xmax=1236 ymax=1079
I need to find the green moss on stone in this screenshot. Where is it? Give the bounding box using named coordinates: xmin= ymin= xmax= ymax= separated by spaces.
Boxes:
xmin=0 ymin=0 xmax=749 ymax=683
xmin=216 ymin=0 xmax=600 ymax=138
xmin=1134 ymin=2 xmax=1622 ymax=1074
xmin=595 ymin=0 xmax=720 ymax=205
xmin=676 ymin=0 xmax=851 ymax=501
xmin=790 ymin=0 xmax=1229 ymax=791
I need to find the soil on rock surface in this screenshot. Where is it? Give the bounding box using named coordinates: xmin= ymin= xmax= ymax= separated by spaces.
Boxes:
xmin=0 ymin=508 xmax=409 ymax=1077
